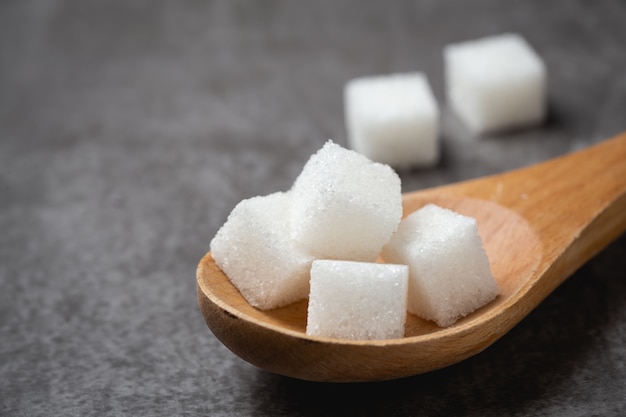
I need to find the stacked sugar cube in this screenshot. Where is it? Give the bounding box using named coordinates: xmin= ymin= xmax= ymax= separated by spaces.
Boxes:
xmin=444 ymin=33 xmax=547 ymax=134
xmin=382 ymin=204 xmax=498 ymax=327
xmin=290 ymin=140 xmax=402 ymax=261
xmin=210 ymin=140 xmax=403 ymax=314
xmin=344 ymin=72 xmax=440 ymax=168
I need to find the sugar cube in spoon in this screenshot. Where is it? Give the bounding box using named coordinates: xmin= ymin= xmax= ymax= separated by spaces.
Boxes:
xmin=382 ymin=204 xmax=498 ymax=327
xmin=290 ymin=140 xmax=402 ymax=261
xmin=210 ymin=192 xmax=314 ymax=310
xmin=306 ymin=260 xmax=409 ymax=340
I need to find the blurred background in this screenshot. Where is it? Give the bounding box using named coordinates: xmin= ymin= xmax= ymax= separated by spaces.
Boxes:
xmin=1 ymin=1 xmax=625 ymax=416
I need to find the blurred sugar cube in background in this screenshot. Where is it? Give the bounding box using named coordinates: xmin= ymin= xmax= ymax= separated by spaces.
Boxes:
xmin=344 ymin=73 xmax=440 ymax=168
xmin=444 ymin=33 xmax=547 ymax=135
xmin=290 ymin=140 xmax=402 ymax=261
xmin=210 ymin=192 xmax=314 ymax=310
xmin=306 ymin=260 xmax=409 ymax=340
xmin=382 ymin=204 xmax=498 ymax=327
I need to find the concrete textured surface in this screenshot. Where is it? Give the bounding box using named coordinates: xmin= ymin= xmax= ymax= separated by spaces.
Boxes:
xmin=1 ymin=1 xmax=625 ymax=415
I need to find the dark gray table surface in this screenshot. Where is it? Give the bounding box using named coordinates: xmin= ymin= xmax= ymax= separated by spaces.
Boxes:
xmin=1 ymin=1 xmax=625 ymax=416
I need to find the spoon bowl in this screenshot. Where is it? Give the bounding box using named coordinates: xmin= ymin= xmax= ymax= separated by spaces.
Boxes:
xmin=197 ymin=132 xmax=626 ymax=382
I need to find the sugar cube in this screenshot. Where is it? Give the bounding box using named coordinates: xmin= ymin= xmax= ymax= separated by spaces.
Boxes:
xmin=444 ymin=33 xmax=547 ymax=134
xmin=306 ymin=260 xmax=409 ymax=340
xmin=210 ymin=191 xmax=314 ymax=310
xmin=290 ymin=140 xmax=402 ymax=261
xmin=381 ymin=204 xmax=498 ymax=327
xmin=344 ymin=72 xmax=440 ymax=168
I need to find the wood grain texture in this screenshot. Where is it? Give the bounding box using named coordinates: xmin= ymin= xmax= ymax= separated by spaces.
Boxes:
xmin=197 ymin=132 xmax=626 ymax=382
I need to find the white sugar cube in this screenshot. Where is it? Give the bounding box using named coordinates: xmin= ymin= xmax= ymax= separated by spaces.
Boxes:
xmin=444 ymin=33 xmax=547 ymax=134
xmin=210 ymin=192 xmax=314 ymax=310
xmin=306 ymin=260 xmax=409 ymax=340
xmin=344 ymin=72 xmax=440 ymax=168
xmin=290 ymin=140 xmax=402 ymax=261
xmin=382 ymin=204 xmax=498 ymax=327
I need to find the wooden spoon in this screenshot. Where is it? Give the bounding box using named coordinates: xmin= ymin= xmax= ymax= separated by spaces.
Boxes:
xmin=197 ymin=132 xmax=626 ymax=382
